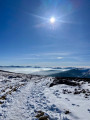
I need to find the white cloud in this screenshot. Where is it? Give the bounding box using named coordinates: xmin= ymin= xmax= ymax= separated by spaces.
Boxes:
xmin=24 ymin=52 xmax=70 ymax=57
xmin=57 ymin=57 xmax=63 ymax=59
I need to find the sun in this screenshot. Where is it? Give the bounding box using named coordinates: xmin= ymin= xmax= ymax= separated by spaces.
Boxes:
xmin=50 ymin=17 xmax=56 ymax=23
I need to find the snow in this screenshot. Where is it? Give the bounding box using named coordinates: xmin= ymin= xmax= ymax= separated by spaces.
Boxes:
xmin=0 ymin=71 xmax=90 ymax=120
xmin=44 ymin=84 xmax=90 ymax=120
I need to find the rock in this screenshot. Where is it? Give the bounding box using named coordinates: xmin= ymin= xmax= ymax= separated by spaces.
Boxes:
xmin=39 ymin=116 xmax=49 ymax=120
xmin=65 ymin=110 xmax=70 ymax=114
xmin=35 ymin=111 xmax=49 ymax=120
xmin=0 ymin=95 xmax=6 ymax=100
xmin=0 ymin=101 xmax=4 ymax=104
xmin=82 ymin=89 xmax=86 ymax=93
xmin=35 ymin=111 xmax=44 ymax=118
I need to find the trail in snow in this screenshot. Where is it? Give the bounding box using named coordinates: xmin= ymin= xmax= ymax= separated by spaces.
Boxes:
xmin=0 ymin=77 xmax=64 ymax=120
xmin=0 ymin=71 xmax=90 ymax=120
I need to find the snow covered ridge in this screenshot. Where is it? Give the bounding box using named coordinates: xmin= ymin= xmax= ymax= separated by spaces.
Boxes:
xmin=0 ymin=70 xmax=90 ymax=120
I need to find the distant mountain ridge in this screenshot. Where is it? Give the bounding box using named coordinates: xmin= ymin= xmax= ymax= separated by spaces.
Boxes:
xmin=0 ymin=66 xmax=41 ymax=68
xmin=50 ymin=68 xmax=90 ymax=78
xmin=0 ymin=66 xmax=90 ymax=78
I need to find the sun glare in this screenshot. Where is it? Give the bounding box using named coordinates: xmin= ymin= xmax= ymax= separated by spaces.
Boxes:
xmin=50 ymin=17 xmax=56 ymax=23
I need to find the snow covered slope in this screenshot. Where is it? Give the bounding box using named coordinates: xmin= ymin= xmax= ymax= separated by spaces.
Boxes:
xmin=0 ymin=70 xmax=90 ymax=120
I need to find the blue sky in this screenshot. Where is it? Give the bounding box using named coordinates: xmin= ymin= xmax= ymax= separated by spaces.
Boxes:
xmin=0 ymin=0 xmax=90 ymax=67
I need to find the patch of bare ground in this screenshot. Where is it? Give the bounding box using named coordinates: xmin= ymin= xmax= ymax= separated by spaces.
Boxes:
xmin=49 ymin=77 xmax=90 ymax=98
xmin=35 ymin=111 xmax=49 ymax=120
xmin=0 ymin=83 xmax=25 ymax=103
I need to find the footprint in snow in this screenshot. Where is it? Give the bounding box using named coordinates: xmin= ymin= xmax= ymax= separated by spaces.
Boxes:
xmin=48 ymin=104 xmax=61 ymax=113
xmin=72 ymin=104 xmax=80 ymax=107
xmin=1 ymin=104 xmax=7 ymax=108
xmin=65 ymin=98 xmax=70 ymax=101
xmin=53 ymin=91 xmax=60 ymax=98
xmin=72 ymin=104 xmax=76 ymax=106
xmin=88 ymin=109 xmax=90 ymax=113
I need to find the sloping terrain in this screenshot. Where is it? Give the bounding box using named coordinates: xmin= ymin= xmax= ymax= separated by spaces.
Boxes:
xmin=50 ymin=68 xmax=90 ymax=78
xmin=0 ymin=70 xmax=90 ymax=120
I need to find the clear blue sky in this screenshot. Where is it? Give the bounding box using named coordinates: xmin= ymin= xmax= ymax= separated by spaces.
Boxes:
xmin=0 ymin=0 xmax=90 ymax=67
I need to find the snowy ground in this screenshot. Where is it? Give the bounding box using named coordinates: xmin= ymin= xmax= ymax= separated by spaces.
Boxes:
xmin=0 ymin=70 xmax=90 ymax=120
